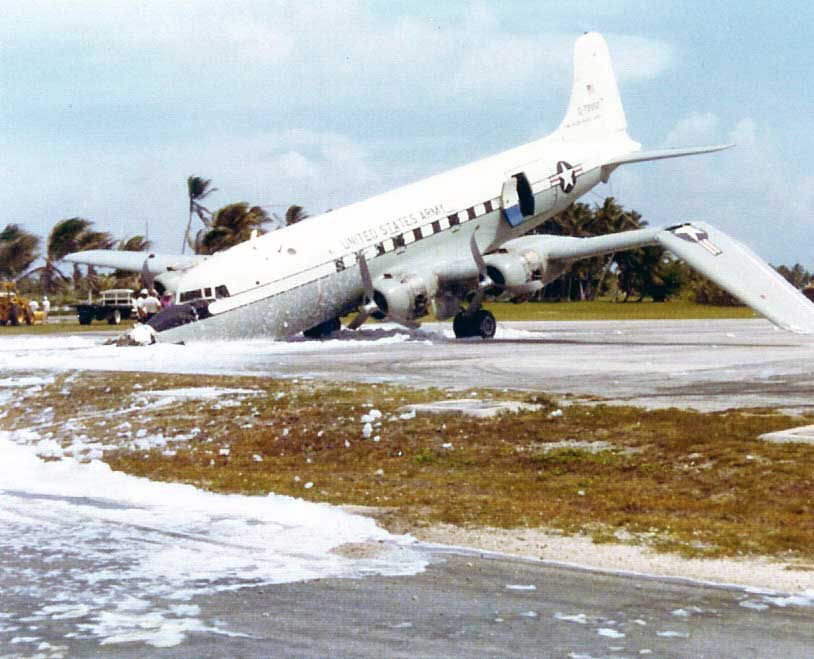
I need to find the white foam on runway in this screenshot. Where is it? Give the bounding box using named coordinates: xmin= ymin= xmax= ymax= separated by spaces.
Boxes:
xmin=0 ymin=422 xmax=425 ymax=648
xmin=0 ymin=329 xmax=437 ymax=377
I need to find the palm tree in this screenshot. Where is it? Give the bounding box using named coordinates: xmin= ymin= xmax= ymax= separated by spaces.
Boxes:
xmin=196 ymin=202 xmax=272 ymax=255
xmin=285 ymin=205 xmax=309 ymax=226
xmin=27 ymin=218 xmax=113 ymax=294
xmin=183 ymin=176 xmax=218 ymax=254
xmin=119 ymin=234 xmax=152 ymax=253
xmin=33 ymin=218 xmax=91 ymax=293
xmin=0 ymin=224 xmax=40 ymax=279
xmin=590 ymin=198 xmax=642 ymax=300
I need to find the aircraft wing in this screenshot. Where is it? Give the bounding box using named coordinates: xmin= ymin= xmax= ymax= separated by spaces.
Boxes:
xmin=524 ymin=222 xmax=814 ymax=335
xmin=656 ymin=222 xmax=814 ymax=334
xmin=63 ymin=250 xmax=204 ymax=274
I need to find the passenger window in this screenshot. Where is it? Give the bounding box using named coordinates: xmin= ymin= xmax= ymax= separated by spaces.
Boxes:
xmin=204 ymin=287 xmax=212 ymax=298
xmin=180 ymin=289 xmax=201 ymax=303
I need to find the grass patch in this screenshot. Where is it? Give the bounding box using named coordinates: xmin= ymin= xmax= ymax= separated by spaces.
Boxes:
xmin=0 ymin=320 xmax=132 ymax=335
xmin=4 ymin=369 xmax=813 ymax=561
xmin=483 ymin=299 xmax=757 ymax=322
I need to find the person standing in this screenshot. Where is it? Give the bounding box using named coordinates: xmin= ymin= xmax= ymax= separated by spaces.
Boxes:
xmin=143 ymin=289 xmax=160 ymax=321
xmin=135 ymin=289 xmax=148 ymax=321
xmin=41 ymin=295 xmax=50 ymax=320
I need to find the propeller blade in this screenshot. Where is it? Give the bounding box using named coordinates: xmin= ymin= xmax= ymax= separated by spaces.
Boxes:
xmin=141 ymin=257 xmax=155 ymax=291
xmin=468 ymin=227 xmax=492 ymax=312
xmin=347 ymin=251 xmax=378 ymax=330
xmin=358 ymin=251 xmax=374 ymax=299
xmin=470 ymin=230 xmax=487 ymax=277
xmin=346 ymin=309 xmax=369 ymax=330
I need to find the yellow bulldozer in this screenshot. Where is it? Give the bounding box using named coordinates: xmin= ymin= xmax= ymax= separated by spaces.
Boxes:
xmin=0 ymin=281 xmax=39 ymax=326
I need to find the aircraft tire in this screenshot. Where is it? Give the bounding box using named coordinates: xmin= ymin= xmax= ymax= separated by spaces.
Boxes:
xmin=453 ymin=312 xmax=473 ymax=338
xmin=474 ymin=309 xmax=496 ymax=339
xmin=453 ymin=310 xmax=496 ymax=339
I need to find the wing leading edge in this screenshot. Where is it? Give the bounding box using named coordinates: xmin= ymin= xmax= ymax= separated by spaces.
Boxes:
xmin=63 ymin=250 xmax=203 ymax=274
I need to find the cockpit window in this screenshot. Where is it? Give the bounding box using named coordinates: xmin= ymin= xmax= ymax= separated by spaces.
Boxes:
xmin=215 ymin=285 xmax=230 ymax=299
xmin=180 ymin=289 xmax=202 ymax=303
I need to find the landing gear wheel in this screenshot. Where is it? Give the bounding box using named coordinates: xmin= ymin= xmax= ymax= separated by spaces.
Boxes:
xmin=453 ymin=312 xmax=472 ymax=338
xmin=474 ymin=309 xmax=496 ymax=338
xmin=303 ymin=317 xmax=341 ymax=339
xmin=453 ymin=309 xmax=496 ymax=339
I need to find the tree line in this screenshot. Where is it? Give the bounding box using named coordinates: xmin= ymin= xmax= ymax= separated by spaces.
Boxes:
xmin=1 ymin=177 xmax=810 ymax=305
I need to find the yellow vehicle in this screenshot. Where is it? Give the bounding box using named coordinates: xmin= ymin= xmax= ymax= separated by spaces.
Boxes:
xmin=0 ymin=281 xmax=36 ymax=326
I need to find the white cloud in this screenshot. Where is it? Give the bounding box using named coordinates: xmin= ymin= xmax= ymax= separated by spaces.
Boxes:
xmin=605 ymin=34 xmax=676 ymax=82
xmin=663 ymin=112 xmax=720 ymax=146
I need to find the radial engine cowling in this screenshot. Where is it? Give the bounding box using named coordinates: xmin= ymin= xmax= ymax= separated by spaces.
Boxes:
xmin=484 ymin=248 xmax=545 ymax=297
xmin=373 ymin=274 xmax=431 ymax=321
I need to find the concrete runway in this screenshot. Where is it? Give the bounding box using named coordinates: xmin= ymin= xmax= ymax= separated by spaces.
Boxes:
xmin=5 ymin=550 xmax=813 ymax=658
xmin=236 ymin=319 xmax=814 ymax=412
xmin=4 ymin=319 xmax=814 ymax=656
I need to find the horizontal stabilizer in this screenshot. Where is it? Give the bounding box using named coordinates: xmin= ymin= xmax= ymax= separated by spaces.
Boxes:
xmin=63 ymin=250 xmax=203 ymax=274
xmin=604 ymin=144 xmax=733 ymax=168
xmin=657 ymin=222 xmax=814 ymax=334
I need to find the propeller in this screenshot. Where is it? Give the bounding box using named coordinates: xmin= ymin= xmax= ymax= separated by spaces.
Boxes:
xmin=346 ymin=252 xmax=379 ymax=330
xmin=346 ymin=252 xmax=421 ymax=331
xmin=140 ymin=256 xmax=155 ymax=292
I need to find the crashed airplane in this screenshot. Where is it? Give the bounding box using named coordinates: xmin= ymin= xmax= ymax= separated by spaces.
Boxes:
xmin=66 ymin=32 xmax=814 ymax=343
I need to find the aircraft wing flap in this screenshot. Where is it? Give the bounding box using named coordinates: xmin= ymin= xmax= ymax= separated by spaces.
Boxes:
xmin=656 ymin=223 xmax=814 ymax=334
xmin=63 ymin=250 xmax=204 ymax=274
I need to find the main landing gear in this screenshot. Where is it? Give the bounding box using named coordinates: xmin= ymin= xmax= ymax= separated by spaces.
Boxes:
xmin=303 ymin=317 xmax=341 ymax=339
xmin=453 ymin=309 xmax=496 ymax=339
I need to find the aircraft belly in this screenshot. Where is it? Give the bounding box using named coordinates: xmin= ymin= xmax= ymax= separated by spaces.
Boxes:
xmin=156 ymin=269 xmax=361 ymax=342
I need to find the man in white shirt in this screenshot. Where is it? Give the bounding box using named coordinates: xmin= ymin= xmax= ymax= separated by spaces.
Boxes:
xmin=142 ymin=289 xmax=160 ymax=321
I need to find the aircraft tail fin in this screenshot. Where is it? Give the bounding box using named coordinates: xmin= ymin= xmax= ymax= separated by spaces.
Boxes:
xmin=557 ymin=32 xmax=628 ymax=142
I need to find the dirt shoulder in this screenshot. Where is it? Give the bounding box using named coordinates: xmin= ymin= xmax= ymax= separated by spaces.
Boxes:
xmin=409 ymin=523 xmax=814 ymax=593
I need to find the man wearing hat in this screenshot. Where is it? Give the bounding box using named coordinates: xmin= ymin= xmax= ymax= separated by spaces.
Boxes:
xmin=135 ymin=289 xmax=149 ymax=321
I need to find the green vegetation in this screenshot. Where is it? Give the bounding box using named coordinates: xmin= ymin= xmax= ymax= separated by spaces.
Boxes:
xmin=5 ymin=369 xmax=814 ymax=562
xmin=483 ymin=299 xmax=758 ymax=322
xmin=0 ymin=320 xmax=132 ymax=335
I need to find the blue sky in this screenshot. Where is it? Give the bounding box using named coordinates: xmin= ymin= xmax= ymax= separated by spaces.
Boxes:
xmin=1 ymin=1 xmax=812 ymax=264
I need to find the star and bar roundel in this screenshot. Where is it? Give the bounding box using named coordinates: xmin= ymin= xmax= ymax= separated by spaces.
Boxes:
xmin=548 ymin=160 xmax=583 ymax=194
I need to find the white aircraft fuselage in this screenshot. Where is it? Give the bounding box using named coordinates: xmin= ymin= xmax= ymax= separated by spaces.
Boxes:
xmin=80 ymin=33 xmax=814 ymax=342
xmin=164 ymin=129 xmax=630 ymax=342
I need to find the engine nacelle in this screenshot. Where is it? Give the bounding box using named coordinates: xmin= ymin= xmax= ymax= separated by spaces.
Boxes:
xmin=373 ymin=274 xmax=431 ymax=321
xmin=484 ymin=249 xmax=545 ymax=297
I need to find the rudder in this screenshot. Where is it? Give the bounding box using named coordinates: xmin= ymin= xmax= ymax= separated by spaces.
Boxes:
xmin=557 ymin=32 xmax=628 ymax=141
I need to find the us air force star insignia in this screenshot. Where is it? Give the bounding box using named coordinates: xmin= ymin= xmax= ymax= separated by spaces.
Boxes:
xmin=552 ymin=161 xmax=578 ymax=193
xmin=672 ymin=224 xmax=723 ymax=256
